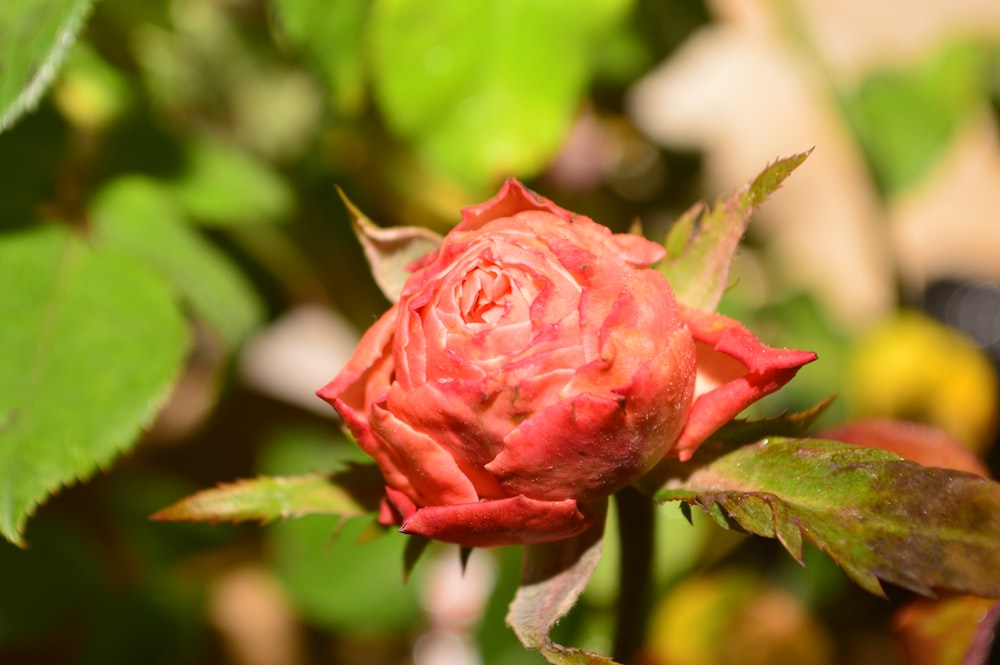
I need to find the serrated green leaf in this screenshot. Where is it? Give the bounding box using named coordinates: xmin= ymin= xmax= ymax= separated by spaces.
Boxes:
xmin=507 ymin=516 xmax=616 ymax=664
xmin=151 ymin=466 xmax=383 ymax=524
xmin=0 ymin=225 xmax=187 ymax=545
xmin=90 ymin=176 xmax=264 ymax=350
xmin=658 ymin=152 xmax=810 ymax=311
xmin=655 ymin=438 xmax=1000 ymax=598
xmin=0 ymin=0 xmax=93 ymax=133
xmin=270 ymin=0 xmax=369 ymax=116
xmin=368 ymin=0 xmax=632 ymax=188
xmin=338 ymin=186 xmax=442 ymax=303
xmin=168 ymin=137 xmax=294 ymax=226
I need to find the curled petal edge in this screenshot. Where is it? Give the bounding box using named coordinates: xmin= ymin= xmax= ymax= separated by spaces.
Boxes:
xmin=381 ymin=486 xmax=597 ymax=548
xmin=457 ymin=178 xmax=573 ymax=231
xmin=674 ymin=305 xmax=818 ymax=461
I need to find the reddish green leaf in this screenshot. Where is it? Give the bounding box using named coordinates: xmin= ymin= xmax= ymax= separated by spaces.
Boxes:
xmin=152 ymin=464 xmax=383 ymax=524
xmin=658 ymin=151 xmax=810 ymax=311
xmin=507 ymin=516 xmax=616 ymax=664
xmin=655 ymin=438 xmax=1000 ymax=598
xmin=337 ymin=186 xmax=442 ymax=303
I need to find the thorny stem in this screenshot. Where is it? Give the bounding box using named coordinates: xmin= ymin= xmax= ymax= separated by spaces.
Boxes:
xmin=612 ymin=486 xmax=655 ymax=664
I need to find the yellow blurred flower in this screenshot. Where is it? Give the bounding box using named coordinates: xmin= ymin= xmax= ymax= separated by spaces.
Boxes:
xmin=643 ymin=571 xmax=834 ymax=665
xmin=846 ymin=310 xmax=998 ymax=451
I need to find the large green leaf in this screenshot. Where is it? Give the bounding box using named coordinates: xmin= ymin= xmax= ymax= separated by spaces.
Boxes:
xmin=0 ymin=0 xmax=93 ymax=132
xmin=659 ymin=151 xmax=810 ymax=311
xmin=0 ymin=225 xmax=188 ymax=545
xmin=90 ymin=176 xmax=264 ymax=351
xmin=368 ymin=0 xmax=632 ymax=188
xmin=655 ymin=438 xmax=1000 ymax=598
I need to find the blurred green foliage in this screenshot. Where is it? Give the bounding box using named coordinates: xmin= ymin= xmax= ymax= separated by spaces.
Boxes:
xmin=1 ymin=0 xmax=998 ymax=663
xmin=841 ymin=42 xmax=993 ymax=195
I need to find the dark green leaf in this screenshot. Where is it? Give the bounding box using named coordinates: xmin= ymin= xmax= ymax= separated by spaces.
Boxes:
xmin=0 ymin=225 xmax=187 ymax=545
xmin=507 ymin=517 xmax=616 ymax=664
xmin=90 ymin=176 xmax=264 ymax=350
xmin=0 ymin=0 xmax=94 ymax=132
xmin=402 ymin=533 xmax=431 ymax=582
xmin=658 ymin=151 xmax=810 ymax=311
xmin=656 ymin=437 xmax=1000 ymax=598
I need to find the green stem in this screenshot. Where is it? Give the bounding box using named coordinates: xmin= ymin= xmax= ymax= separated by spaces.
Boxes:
xmin=612 ymin=486 xmax=655 ymax=664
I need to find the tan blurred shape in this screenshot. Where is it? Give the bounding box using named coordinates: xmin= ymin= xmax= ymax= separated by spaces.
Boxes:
xmin=628 ymin=0 xmax=1000 ymax=329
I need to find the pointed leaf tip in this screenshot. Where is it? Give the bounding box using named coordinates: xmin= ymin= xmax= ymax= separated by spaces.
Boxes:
xmin=743 ymin=149 xmax=813 ymax=210
xmin=402 ymin=534 xmax=431 ymax=583
xmin=658 ymin=151 xmax=810 ymax=311
xmin=336 ymin=186 xmax=442 ymax=303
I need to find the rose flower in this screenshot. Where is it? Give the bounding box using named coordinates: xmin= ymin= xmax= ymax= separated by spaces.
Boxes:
xmin=318 ymin=180 xmax=815 ymax=547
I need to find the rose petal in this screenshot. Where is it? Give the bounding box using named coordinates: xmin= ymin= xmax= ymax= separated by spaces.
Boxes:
xmin=610 ymin=231 xmax=667 ymax=267
xmin=379 ymin=486 xmax=417 ymax=526
xmin=398 ymin=494 xmax=598 ymax=547
xmin=386 ymin=380 xmax=507 ymax=498
xmin=316 ymin=306 xmax=397 ymax=448
xmin=674 ymin=304 xmax=818 ymax=460
xmin=369 ymin=401 xmax=480 ymax=506
xmin=457 ymin=179 xmax=574 ymax=232
xmin=487 ymin=392 xmax=643 ymax=501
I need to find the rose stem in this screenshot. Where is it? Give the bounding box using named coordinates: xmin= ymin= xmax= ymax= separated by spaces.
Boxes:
xmin=611 ymin=486 xmax=655 ymax=664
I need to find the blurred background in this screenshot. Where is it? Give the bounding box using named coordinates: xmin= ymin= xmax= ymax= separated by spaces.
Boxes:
xmin=1 ymin=0 xmax=999 ymax=663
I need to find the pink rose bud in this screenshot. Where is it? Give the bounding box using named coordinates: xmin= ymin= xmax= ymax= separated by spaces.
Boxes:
xmin=318 ymin=180 xmax=815 ymax=547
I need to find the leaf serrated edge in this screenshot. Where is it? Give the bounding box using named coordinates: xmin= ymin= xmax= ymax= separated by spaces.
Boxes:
xmin=660 ymin=490 xmax=891 ymax=598
xmin=1 ymin=233 xmax=189 ymax=547
xmin=740 ymin=149 xmax=813 ymax=210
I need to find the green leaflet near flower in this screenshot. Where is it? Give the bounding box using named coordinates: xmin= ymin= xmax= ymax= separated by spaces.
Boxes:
xmin=317 ymin=179 xmax=816 ymax=548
